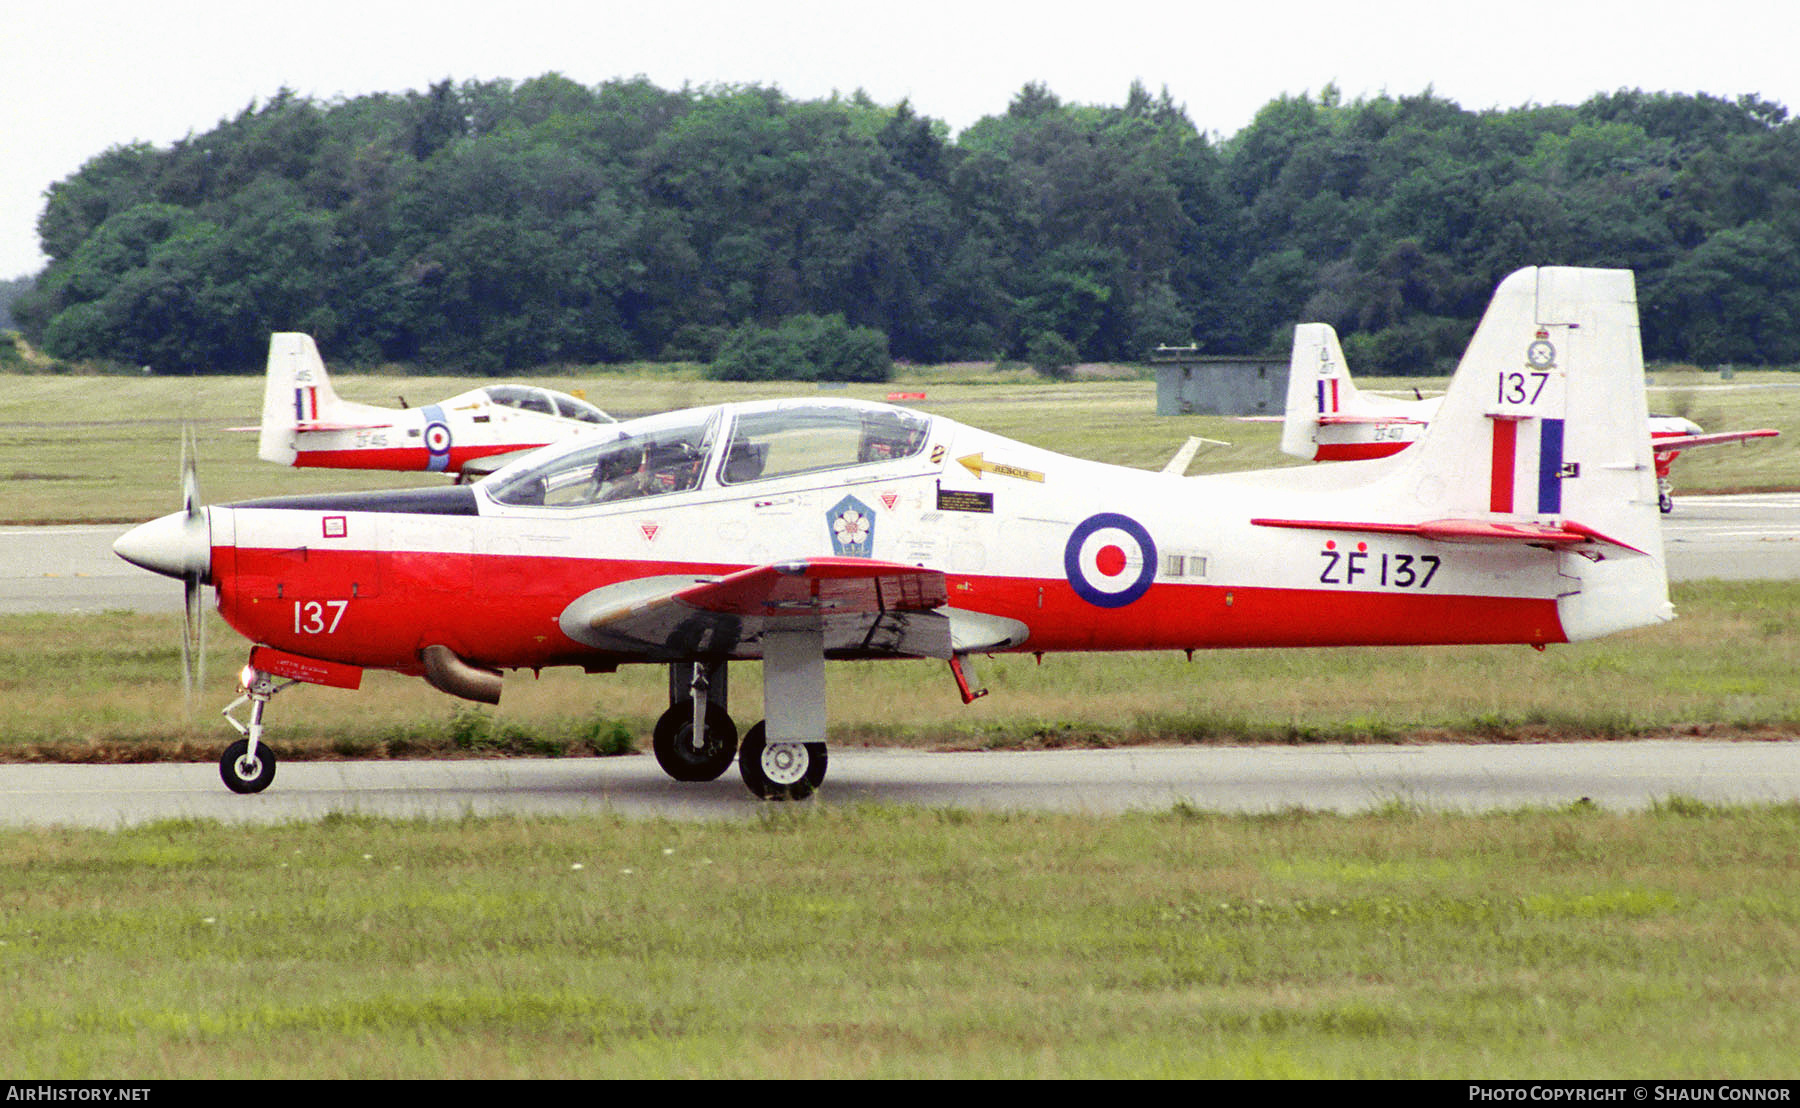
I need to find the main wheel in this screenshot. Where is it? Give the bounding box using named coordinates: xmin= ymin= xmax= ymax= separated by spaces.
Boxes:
xmin=737 ymin=722 xmax=827 ymax=801
xmin=651 ymin=701 xmax=739 ymax=782
xmin=219 ymin=739 xmax=276 ymax=794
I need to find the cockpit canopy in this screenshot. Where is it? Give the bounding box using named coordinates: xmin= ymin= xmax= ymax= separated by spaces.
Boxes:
xmin=484 ymin=400 xmax=932 ymax=508
xmin=481 ymin=384 xmax=613 ymax=424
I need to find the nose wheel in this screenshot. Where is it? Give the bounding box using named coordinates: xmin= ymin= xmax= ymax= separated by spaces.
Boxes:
xmin=219 ymin=738 xmax=276 ymax=794
xmin=219 ymin=665 xmax=296 ymax=794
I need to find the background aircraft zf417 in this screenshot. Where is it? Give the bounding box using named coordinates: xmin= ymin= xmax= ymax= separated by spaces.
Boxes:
xmin=255 ymin=333 xmax=614 ymax=480
xmin=1279 ymin=321 xmax=1778 ymax=513
xmin=118 ymin=267 xmax=1674 ymax=800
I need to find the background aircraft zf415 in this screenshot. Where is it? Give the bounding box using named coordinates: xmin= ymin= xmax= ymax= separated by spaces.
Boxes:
xmin=1279 ymin=321 xmax=1778 ymax=513
xmin=118 ymin=267 xmax=1674 ymax=800
xmin=255 ymin=333 xmax=614 ymax=480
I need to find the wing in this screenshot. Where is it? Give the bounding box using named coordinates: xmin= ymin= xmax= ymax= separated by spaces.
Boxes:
xmin=1651 ymin=428 xmax=1779 ymax=454
xmin=455 ymin=448 xmax=540 ymax=479
xmin=557 ymin=558 xmax=1024 ymax=661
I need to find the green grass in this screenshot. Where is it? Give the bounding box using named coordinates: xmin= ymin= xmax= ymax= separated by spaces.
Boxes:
xmin=3 ymin=803 xmax=1797 ymax=1077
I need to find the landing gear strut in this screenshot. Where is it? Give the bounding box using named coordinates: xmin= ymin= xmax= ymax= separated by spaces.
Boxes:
xmin=652 ymin=662 xmax=738 ymax=781
xmin=219 ymin=666 xmax=295 ymax=794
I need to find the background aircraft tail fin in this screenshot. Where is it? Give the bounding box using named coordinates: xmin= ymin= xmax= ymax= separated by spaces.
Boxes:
xmin=258 ymin=333 xmax=344 ymax=464
xmin=1280 ymin=323 xmax=1356 ymax=459
xmin=1398 ymin=266 xmax=1671 ymax=639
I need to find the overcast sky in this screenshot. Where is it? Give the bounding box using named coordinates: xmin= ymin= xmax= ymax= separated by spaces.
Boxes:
xmin=5 ymin=0 xmax=1799 ymax=279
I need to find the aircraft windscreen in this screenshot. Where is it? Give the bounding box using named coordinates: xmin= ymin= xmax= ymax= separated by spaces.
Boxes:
xmin=486 ymin=409 xmax=718 ymax=507
xmin=483 ymin=385 xmax=556 ymax=415
xmin=719 ymin=404 xmax=930 ymax=484
xmin=552 ymin=393 xmax=612 ymax=423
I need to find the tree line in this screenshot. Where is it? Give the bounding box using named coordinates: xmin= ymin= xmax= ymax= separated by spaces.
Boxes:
xmin=11 ymin=75 xmax=1799 ymax=374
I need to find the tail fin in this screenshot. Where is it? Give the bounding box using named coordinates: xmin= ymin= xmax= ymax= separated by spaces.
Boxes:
xmin=1252 ymin=269 xmax=1671 ymax=640
xmin=1281 ymin=323 xmax=1358 ymax=459
xmin=258 ymin=333 xmax=345 ymax=465
xmin=1394 ymin=267 xmax=1670 ymax=639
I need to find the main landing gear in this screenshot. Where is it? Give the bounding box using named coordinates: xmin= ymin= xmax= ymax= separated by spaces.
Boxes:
xmin=651 ymin=658 xmax=829 ymax=800
xmin=736 ymin=722 xmax=827 ymax=801
xmin=651 ymin=662 xmax=738 ymax=782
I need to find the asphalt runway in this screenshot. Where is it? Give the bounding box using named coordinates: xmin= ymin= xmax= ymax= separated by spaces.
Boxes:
xmin=3 ymin=495 xmax=1797 ymax=824
xmin=4 ymin=740 xmax=1797 ymax=828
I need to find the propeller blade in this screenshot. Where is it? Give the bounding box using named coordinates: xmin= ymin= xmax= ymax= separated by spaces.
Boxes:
xmin=183 ymin=577 xmax=200 ymax=707
xmin=181 ymin=425 xmax=202 ymax=519
xmin=178 ymin=425 xmax=206 ymax=709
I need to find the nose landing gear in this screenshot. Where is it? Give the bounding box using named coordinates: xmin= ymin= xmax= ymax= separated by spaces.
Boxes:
xmin=219 ymin=665 xmax=296 ymax=794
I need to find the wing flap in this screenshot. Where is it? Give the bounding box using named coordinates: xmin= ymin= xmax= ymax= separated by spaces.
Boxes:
xmin=678 ymin=557 xmax=949 ymax=617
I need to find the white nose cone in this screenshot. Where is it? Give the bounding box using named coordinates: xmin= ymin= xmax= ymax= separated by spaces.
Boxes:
xmin=114 ymin=509 xmax=211 ymax=581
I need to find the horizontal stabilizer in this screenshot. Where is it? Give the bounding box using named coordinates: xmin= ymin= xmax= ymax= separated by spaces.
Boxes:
xmin=1251 ymin=516 xmax=1647 ymax=554
xmin=1317 ymin=414 xmax=1427 ymax=427
xmin=232 ymin=419 xmax=399 ymax=433
xmin=295 ymin=420 xmax=394 ymax=433
xmin=1651 ymin=428 xmax=1779 ymax=453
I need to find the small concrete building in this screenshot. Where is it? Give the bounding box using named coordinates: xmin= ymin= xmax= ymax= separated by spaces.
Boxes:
xmin=1151 ymin=347 xmax=1288 ymax=416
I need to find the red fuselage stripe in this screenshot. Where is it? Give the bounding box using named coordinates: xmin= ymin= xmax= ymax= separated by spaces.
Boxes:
xmin=1312 ymin=441 xmax=1412 ymax=461
xmin=293 ymin=444 xmax=548 ymax=471
xmin=213 ymin=546 xmax=1569 ymax=674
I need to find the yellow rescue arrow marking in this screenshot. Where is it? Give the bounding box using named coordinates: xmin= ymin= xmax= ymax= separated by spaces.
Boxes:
xmin=958 ymin=453 xmax=1044 ymax=482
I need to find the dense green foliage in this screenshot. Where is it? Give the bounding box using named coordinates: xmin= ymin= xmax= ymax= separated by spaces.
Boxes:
xmin=12 ymin=77 xmax=1799 ymax=373
xmin=708 ymin=312 xmax=892 ymax=382
xmin=0 ymin=275 xmax=31 ymax=331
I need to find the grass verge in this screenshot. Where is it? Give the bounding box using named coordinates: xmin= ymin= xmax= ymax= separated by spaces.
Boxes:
xmin=3 ymin=803 xmax=1797 ymax=1077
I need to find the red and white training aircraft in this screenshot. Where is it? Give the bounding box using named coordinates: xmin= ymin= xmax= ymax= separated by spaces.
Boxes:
xmin=255 ymin=333 xmax=615 ymax=479
xmin=1280 ymin=321 xmax=1779 ymax=513
xmin=119 ymin=267 xmax=1674 ymax=800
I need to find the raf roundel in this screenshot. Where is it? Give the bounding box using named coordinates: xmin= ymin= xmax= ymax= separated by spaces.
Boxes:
xmin=422 ymin=407 xmax=453 ymax=473
xmin=1063 ymin=512 xmax=1158 ymax=608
